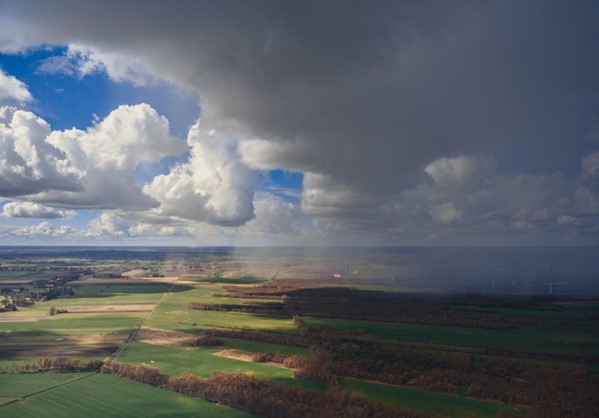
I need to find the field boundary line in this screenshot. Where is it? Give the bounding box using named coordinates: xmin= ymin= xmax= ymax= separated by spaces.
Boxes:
xmin=0 ymin=372 xmax=99 ymax=409
xmin=112 ymin=277 xmax=180 ymax=361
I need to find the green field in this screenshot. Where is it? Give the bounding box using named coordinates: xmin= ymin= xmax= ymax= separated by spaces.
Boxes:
xmin=0 ymin=313 xmax=143 ymax=336
xmin=457 ymin=305 xmax=583 ymax=320
xmin=0 ymin=373 xmax=256 ymax=417
xmin=304 ymin=317 xmax=599 ymax=356
xmin=557 ymin=302 xmax=599 ymax=317
xmin=2 ymin=257 xmax=596 ymax=418
xmin=183 ymin=276 xmax=267 ymax=284
xmin=0 ymin=270 xmax=58 ymax=281
xmin=0 ymin=372 xmax=96 ymax=398
xmin=219 ymin=337 xmax=310 ymax=356
xmin=56 ymin=284 xmax=174 ymax=305
xmin=116 ymin=341 xmax=323 ymax=391
xmin=144 ymin=284 xmax=295 ymax=334
xmin=341 ymin=378 xmax=527 ymax=418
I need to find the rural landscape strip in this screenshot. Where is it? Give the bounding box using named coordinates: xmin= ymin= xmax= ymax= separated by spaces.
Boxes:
xmin=112 ymin=277 xmax=179 ymax=362
xmin=1 ymin=248 xmax=599 ymax=417
xmin=0 ymin=372 xmax=98 ymax=408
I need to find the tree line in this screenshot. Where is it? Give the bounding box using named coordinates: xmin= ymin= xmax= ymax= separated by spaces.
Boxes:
xmin=198 ymin=284 xmax=592 ymax=329
xmin=0 ymin=357 xmax=103 ymax=373
xmin=101 ymin=360 xmax=436 ymax=418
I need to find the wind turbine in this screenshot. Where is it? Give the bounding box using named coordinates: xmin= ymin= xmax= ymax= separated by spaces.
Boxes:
xmin=491 ymin=266 xmax=496 ymax=292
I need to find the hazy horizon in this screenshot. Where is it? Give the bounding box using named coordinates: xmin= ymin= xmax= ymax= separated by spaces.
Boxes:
xmin=2 ymin=245 xmax=598 ymax=295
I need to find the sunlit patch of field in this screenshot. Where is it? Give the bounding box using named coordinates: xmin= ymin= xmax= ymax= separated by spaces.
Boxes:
xmin=42 ymin=284 xmax=173 ymax=307
xmin=138 ymin=276 xmax=180 ymax=283
xmin=121 ymin=269 xmax=143 ymax=278
xmin=0 ymin=313 xmax=144 ymax=338
xmin=61 ymin=304 xmax=154 ymax=313
xmin=116 ymin=341 xmax=323 ymax=392
xmin=218 ymin=337 xmax=310 ymax=357
xmin=135 ymin=326 xmax=195 ymax=346
xmin=212 ymin=349 xmax=290 ymax=369
xmin=0 ymin=311 xmax=45 ymax=322
xmin=144 ymin=283 xmax=295 ymax=334
xmin=0 ymin=333 xmax=125 ymax=348
xmin=0 ymin=373 xmax=257 ymax=418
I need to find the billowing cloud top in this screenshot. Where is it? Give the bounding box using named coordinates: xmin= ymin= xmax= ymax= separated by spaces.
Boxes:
xmin=0 ymin=69 xmax=31 ymax=103
xmin=0 ymin=0 xmax=598 ymax=245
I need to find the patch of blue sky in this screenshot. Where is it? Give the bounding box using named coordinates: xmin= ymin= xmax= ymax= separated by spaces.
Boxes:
xmin=1 ymin=46 xmax=199 ymax=188
xmin=0 ymin=46 xmax=200 ymax=136
xmin=258 ymin=169 xmax=303 ymax=203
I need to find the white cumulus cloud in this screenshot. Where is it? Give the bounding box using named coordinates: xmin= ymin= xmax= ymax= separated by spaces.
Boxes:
xmin=2 ymin=201 xmax=75 ymax=219
xmin=0 ymin=106 xmax=82 ymax=197
xmin=13 ymin=221 xmax=74 ymax=237
xmin=144 ymin=121 xmax=257 ymax=226
xmin=0 ymin=69 xmax=32 ymax=103
xmin=29 ymin=104 xmax=185 ymax=210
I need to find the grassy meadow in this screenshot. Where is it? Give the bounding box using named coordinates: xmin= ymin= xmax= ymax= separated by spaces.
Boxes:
xmin=0 ymin=373 xmax=257 ymax=418
xmin=341 ymin=378 xmax=526 ymax=418
xmin=304 ymin=316 xmax=599 ymax=357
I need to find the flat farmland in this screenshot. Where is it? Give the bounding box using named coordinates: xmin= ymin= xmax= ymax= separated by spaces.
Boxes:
xmin=0 ymin=372 xmax=96 ymax=398
xmin=145 ymin=284 xmax=295 ymax=334
xmin=0 ymin=373 xmax=257 ymax=418
xmin=52 ymin=283 xmax=177 ymax=306
xmin=0 ymin=282 xmax=175 ymax=362
xmin=556 ymin=301 xmax=599 ymax=317
xmin=218 ymin=337 xmax=310 ymax=356
xmin=0 ymin=333 xmax=125 ymax=360
xmin=2 ymin=247 xmax=598 ymax=418
xmin=117 ymin=341 xmax=295 ymax=380
xmin=117 ymin=341 xmax=325 ymax=392
xmin=0 ymin=313 xmax=144 ymax=336
xmin=304 ymin=317 xmax=599 ymax=357
xmin=341 ymin=378 xmax=526 ymax=418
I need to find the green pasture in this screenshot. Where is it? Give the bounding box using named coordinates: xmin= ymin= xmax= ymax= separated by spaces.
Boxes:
xmin=55 ymin=284 xmax=175 ymax=305
xmin=182 ymin=276 xmax=267 ymax=284
xmin=146 ymin=308 xmax=295 ymax=334
xmin=0 ymin=313 xmax=142 ymax=336
xmin=556 ymin=302 xmax=599 ymax=317
xmin=341 ymin=378 xmax=527 ymax=418
xmin=457 ymin=305 xmax=583 ymax=320
xmin=0 ymin=372 xmax=96 ymax=398
xmin=117 ymin=341 xmax=323 ymax=391
xmin=118 ymin=341 xmax=291 ymax=379
xmin=145 ymin=284 xmax=295 ymax=334
xmin=0 ymin=270 xmax=58 ymax=281
xmin=304 ymin=317 xmax=599 ymax=357
xmin=0 ymin=373 xmax=256 ymax=417
xmin=219 ymin=337 xmax=310 ymax=356
xmin=152 ymin=282 xmax=281 ymax=305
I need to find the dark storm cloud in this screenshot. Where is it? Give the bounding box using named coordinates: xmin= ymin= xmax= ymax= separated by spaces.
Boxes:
xmin=2 ymin=0 xmax=597 ymax=190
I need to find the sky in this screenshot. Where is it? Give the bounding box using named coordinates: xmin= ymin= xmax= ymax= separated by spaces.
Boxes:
xmin=0 ymin=0 xmax=598 ymax=246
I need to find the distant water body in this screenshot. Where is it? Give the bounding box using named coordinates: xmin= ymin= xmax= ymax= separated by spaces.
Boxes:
xmin=1 ymin=246 xmax=597 ymax=295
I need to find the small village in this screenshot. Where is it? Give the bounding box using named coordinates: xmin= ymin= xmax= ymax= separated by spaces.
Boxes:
xmin=0 ymin=277 xmax=74 ymax=312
